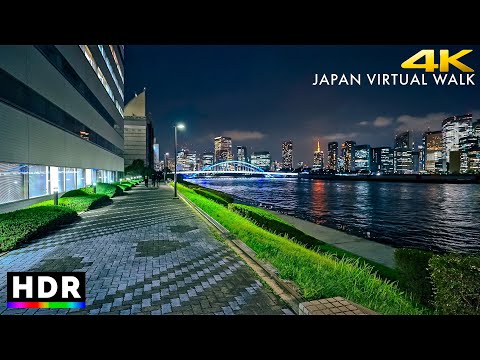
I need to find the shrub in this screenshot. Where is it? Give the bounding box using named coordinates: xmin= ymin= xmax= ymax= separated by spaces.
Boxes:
xmin=30 ymin=194 xmax=111 ymax=213
xmin=429 ymin=254 xmax=480 ymax=315
xmin=96 ymin=182 xmax=123 ymax=198
xmin=176 ymin=183 xmax=424 ymax=315
xmin=394 ymin=248 xmax=434 ymax=306
xmin=193 ymin=189 xmax=230 ymax=207
xmin=61 ymin=189 xmax=90 ymax=197
xmin=0 ymin=206 xmax=78 ymax=251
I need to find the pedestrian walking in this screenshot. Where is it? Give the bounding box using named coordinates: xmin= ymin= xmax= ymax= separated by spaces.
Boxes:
xmin=144 ymin=175 xmax=148 ymax=187
xmin=152 ymin=173 xmax=157 ymax=187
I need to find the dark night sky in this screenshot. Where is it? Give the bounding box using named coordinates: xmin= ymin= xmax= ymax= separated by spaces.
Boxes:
xmin=124 ymin=45 xmax=480 ymax=165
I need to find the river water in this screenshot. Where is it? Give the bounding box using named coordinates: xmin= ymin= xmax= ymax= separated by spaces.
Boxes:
xmin=188 ymin=178 xmax=480 ymax=253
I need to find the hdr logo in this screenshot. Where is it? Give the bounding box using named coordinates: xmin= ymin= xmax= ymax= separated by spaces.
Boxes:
xmin=7 ymin=272 xmax=86 ymax=309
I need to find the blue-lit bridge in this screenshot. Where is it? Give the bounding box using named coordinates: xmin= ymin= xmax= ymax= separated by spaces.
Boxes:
xmin=178 ymin=161 xmax=298 ymax=179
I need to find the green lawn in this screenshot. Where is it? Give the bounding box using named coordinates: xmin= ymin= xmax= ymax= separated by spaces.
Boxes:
xmin=176 ymin=183 xmax=426 ymax=315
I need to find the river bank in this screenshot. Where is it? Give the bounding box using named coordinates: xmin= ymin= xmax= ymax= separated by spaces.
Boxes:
xmin=265 ymin=210 xmax=395 ymax=268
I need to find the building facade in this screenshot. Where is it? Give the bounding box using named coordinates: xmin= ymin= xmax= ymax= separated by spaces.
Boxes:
xmin=202 ymin=152 xmax=214 ymax=168
xmin=124 ymin=89 xmax=155 ymax=169
xmin=394 ymin=131 xmax=413 ymax=174
xmin=442 ymin=114 xmax=472 ymax=171
xmin=327 ymin=142 xmax=338 ymax=172
xmin=353 ymin=144 xmax=371 ymax=173
xmin=467 ymin=147 xmax=480 ymax=173
xmin=459 ymin=135 xmax=478 ymax=173
xmin=423 ymin=130 xmax=442 ymax=173
xmin=371 ymin=147 xmax=394 ymax=174
xmin=312 ymin=141 xmax=324 ymax=170
xmin=251 ymin=151 xmax=271 ymax=171
xmin=214 ymin=136 xmax=232 ymax=164
xmin=341 ymin=141 xmax=356 ymax=172
xmin=153 ymin=141 xmax=160 ymax=171
xmin=0 ymin=45 xmax=124 ymax=207
xmin=282 ymin=141 xmax=293 ymax=170
xmin=237 ymin=146 xmax=247 ymax=163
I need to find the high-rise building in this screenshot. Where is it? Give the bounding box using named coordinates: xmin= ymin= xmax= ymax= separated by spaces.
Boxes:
xmin=282 ymin=141 xmax=293 ymax=170
xmin=412 ymin=151 xmax=420 ymax=173
xmin=353 ymin=144 xmax=371 ymax=173
xmin=124 ymin=89 xmax=155 ymax=169
xmin=237 ymin=146 xmax=247 ymax=163
xmin=176 ymin=148 xmax=188 ymax=171
xmin=371 ymin=147 xmax=394 ymax=174
xmin=423 ymin=130 xmax=442 ymax=173
xmin=394 ymin=131 xmax=413 ymax=174
xmin=271 ymin=160 xmax=281 ymax=172
xmin=153 ymin=140 xmax=160 ymax=171
xmin=0 ymin=45 xmax=124 ymax=208
xmin=459 ymin=135 xmax=479 ymax=173
xmin=417 ymin=145 xmax=425 ymax=172
xmin=473 ymin=120 xmax=480 ymax=140
xmin=442 ymin=114 xmax=473 ymax=171
xmin=341 ymin=141 xmax=356 ymax=172
xmin=251 ymin=151 xmax=271 ymax=171
xmin=467 ymin=147 xmax=480 ymax=173
xmin=327 ymin=142 xmax=338 ymax=172
xmin=187 ymin=152 xmax=197 ymax=171
xmin=313 ymin=140 xmax=324 ymax=170
xmin=214 ymin=136 xmax=232 ymax=164
xmin=202 ymin=152 xmax=214 ymax=169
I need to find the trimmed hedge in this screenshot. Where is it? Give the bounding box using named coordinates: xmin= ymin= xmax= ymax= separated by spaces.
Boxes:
xmin=394 ymin=248 xmax=434 ymax=306
xmin=30 ymin=193 xmax=111 ymax=213
xmin=430 ymin=254 xmax=480 ymax=315
xmin=96 ymin=183 xmax=123 ymax=197
xmin=0 ymin=206 xmax=78 ymax=251
xmin=194 ymin=189 xmax=230 ymax=207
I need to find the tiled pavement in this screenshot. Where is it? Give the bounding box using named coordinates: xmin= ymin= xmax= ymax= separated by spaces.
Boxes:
xmin=0 ymin=185 xmax=292 ymax=315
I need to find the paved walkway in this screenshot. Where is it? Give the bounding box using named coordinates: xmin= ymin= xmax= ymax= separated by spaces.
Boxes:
xmin=0 ymin=185 xmax=290 ymax=315
xmin=267 ymin=211 xmax=395 ymax=268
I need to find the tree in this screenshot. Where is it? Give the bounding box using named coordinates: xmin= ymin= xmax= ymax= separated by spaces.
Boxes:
xmin=125 ymin=159 xmax=146 ymax=176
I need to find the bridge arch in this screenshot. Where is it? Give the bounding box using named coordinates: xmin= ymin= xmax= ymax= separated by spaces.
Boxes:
xmin=201 ymin=160 xmax=265 ymax=173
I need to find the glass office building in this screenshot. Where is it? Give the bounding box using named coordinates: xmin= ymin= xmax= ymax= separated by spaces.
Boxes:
xmin=0 ymin=45 xmax=124 ymax=207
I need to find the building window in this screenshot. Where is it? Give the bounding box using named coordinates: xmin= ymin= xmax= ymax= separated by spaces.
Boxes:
xmin=79 ymin=45 xmax=123 ymax=118
xmin=98 ymin=45 xmax=124 ymax=100
xmin=65 ymin=168 xmax=76 ymax=191
xmin=0 ymin=163 xmax=28 ymax=204
xmin=29 ymin=165 xmax=49 ymax=198
xmin=76 ymin=168 xmax=86 ymax=188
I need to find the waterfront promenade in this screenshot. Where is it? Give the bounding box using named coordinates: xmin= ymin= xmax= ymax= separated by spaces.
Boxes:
xmin=0 ymin=186 xmax=290 ymax=315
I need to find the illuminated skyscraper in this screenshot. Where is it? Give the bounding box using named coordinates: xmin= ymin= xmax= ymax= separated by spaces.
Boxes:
xmin=282 ymin=141 xmax=293 ymax=169
xmin=251 ymin=151 xmax=271 ymax=171
xmin=459 ymin=135 xmax=479 ymax=173
xmin=371 ymin=147 xmax=394 ymax=174
xmin=153 ymin=141 xmax=160 ymax=171
xmin=423 ymin=130 xmax=442 ymax=173
xmin=202 ymin=152 xmax=214 ymax=168
xmin=353 ymin=144 xmax=371 ymax=172
xmin=394 ymin=131 xmax=413 ymax=174
xmin=327 ymin=142 xmax=338 ymax=171
xmin=237 ymin=146 xmax=247 ymax=163
xmin=214 ymin=136 xmax=232 ymax=164
xmin=442 ymin=114 xmax=472 ymax=171
xmin=313 ymin=140 xmax=324 ymax=170
xmin=341 ymin=141 xmax=356 ymax=172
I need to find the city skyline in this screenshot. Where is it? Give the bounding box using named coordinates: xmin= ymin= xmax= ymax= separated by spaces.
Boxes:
xmin=125 ymin=45 xmax=480 ymax=162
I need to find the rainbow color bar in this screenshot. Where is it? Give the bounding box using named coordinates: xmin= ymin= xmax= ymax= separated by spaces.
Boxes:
xmin=7 ymin=302 xmax=85 ymax=309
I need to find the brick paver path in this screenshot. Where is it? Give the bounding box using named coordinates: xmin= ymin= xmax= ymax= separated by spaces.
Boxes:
xmin=0 ymin=185 xmax=291 ymax=315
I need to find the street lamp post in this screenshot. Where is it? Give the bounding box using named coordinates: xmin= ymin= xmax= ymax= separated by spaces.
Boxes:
xmin=164 ymin=152 xmax=169 ymax=184
xmin=174 ymin=124 xmax=185 ymax=198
